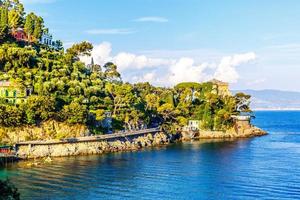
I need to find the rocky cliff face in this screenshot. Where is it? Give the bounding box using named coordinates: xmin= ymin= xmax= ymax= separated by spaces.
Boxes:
xmin=17 ymin=132 xmax=175 ymax=159
xmin=0 ymin=120 xmax=89 ymax=145
xmin=181 ymin=126 xmax=266 ymax=140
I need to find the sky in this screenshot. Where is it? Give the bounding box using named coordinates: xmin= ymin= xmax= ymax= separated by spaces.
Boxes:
xmin=21 ymin=0 xmax=300 ymax=91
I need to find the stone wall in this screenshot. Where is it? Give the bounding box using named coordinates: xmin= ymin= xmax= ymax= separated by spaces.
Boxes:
xmin=16 ymin=132 xmax=175 ymax=159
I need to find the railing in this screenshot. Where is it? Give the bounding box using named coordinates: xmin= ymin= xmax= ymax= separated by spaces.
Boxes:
xmin=16 ymin=127 xmax=161 ymax=146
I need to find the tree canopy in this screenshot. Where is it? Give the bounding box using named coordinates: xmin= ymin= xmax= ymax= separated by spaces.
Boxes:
xmin=0 ymin=1 xmax=253 ymax=142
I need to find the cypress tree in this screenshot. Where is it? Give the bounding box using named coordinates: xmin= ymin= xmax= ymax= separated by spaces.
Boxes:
xmin=0 ymin=6 xmax=8 ymax=39
xmin=33 ymin=16 xmax=43 ymax=41
xmin=8 ymin=9 xmax=21 ymax=31
xmin=24 ymin=13 xmax=34 ymax=42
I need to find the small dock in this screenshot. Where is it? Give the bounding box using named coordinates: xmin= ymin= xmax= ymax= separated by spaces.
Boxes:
xmin=0 ymin=148 xmax=18 ymax=166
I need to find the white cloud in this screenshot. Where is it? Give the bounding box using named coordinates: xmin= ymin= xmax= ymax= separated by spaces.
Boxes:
xmin=133 ymin=16 xmax=169 ymax=23
xmin=80 ymin=42 xmax=112 ymax=65
xmin=85 ymin=29 xmax=135 ymax=35
xmin=168 ymin=58 xmax=211 ymax=85
xmin=214 ymin=52 xmax=256 ymax=83
xmin=114 ymin=52 xmax=172 ymax=71
xmin=80 ymin=42 xmax=256 ymax=86
xmin=132 ymin=72 xmax=158 ymax=83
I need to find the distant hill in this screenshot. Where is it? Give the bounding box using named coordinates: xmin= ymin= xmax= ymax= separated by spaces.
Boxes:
xmin=232 ymin=90 xmax=300 ymax=110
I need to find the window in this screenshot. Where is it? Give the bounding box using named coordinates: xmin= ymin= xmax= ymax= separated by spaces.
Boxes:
xmin=13 ymin=90 xmax=17 ymax=97
xmin=26 ymin=89 xmax=31 ymax=97
xmin=5 ymin=90 xmax=8 ymax=97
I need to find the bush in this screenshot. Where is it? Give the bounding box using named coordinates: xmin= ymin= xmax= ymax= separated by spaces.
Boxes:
xmin=0 ymin=104 xmax=24 ymax=127
xmin=60 ymin=102 xmax=87 ymax=124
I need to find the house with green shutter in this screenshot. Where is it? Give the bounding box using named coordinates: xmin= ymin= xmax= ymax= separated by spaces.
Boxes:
xmin=0 ymin=81 xmax=32 ymax=104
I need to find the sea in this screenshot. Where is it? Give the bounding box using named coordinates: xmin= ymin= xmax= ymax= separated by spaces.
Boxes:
xmin=1 ymin=111 xmax=300 ymax=200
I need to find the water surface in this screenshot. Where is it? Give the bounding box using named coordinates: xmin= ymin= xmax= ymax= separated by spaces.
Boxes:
xmin=1 ymin=111 xmax=300 ymax=199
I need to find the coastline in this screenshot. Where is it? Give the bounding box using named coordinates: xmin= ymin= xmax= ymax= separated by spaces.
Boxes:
xmin=15 ymin=132 xmax=178 ymax=160
xmin=13 ymin=126 xmax=267 ymax=161
xmin=253 ymin=108 xmax=300 ymax=111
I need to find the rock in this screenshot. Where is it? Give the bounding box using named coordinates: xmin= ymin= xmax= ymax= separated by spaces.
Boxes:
xmin=16 ymin=132 xmax=175 ymax=159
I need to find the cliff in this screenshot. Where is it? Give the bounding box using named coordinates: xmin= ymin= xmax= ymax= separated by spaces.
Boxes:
xmin=16 ymin=132 xmax=174 ymax=159
xmin=181 ymin=126 xmax=266 ymax=140
xmin=0 ymin=120 xmax=89 ymax=145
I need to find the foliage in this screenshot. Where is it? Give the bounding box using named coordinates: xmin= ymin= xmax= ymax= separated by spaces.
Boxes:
xmin=0 ymin=179 xmax=20 ymax=200
xmin=60 ymin=102 xmax=88 ymax=124
xmin=0 ymin=1 xmax=253 ymax=137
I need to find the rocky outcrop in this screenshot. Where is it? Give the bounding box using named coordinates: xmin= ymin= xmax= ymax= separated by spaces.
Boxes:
xmin=181 ymin=126 xmax=266 ymax=140
xmin=0 ymin=120 xmax=89 ymax=145
xmin=14 ymin=124 xmax=266 ymax=160
xmin=16 ymin=132 xmax=175 ymax=159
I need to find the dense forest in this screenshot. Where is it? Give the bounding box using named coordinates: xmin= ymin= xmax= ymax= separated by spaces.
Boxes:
xmin=0 ymin=0 xmax=251 ymax=136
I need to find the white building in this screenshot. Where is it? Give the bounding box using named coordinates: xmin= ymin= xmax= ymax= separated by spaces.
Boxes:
xmin=40 ymin=33 xmax=59 ymax=50
xmin=183 ymin=120 xmax=201 ymax=131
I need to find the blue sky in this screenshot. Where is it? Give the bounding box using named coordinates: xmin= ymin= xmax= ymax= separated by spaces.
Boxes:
xmin=22 ymin=0 xmax=300 ymax=91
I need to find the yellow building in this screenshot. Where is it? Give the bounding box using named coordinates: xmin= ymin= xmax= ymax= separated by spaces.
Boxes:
xmin=0 ymin=81 xmax=32 ymax=104
xmin=209 ymin=79 xmax=231 ymax=96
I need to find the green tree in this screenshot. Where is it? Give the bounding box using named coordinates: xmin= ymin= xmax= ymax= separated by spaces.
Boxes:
xmin=105 ymin=83 xmax=135 ymax=116
xmin=235 ymin=92 xmax=251 ymax=112
xmin=145 ymin=93 xmax=159 ymax=111
xmin=55 ymin=40 xmax=63 ymax=51
xmin=33 ymin=16 xmax=43 ymax=41
xmin=103 ymin=62 xmax=121 ymax=82
xmin=0 ymin=104 xmax=24 ymax=127
xmin=8 ymin=9 xmax=21 ymax=31
xmin=0 ymin=6 xmax=8 ymax=40
xmin=60 ymin=102 xmax=87 ymax=124
xmin=24 ymin=12 xmax=35 ymax=42
xmin=65 ymin=41 xmax=93 ymax=64
xmin=24 ymin=95 xmax=56 ymax=124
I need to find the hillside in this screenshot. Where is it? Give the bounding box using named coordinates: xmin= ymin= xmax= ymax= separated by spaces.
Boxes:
xmin=233 ymin=89 xmax=300 ymax=110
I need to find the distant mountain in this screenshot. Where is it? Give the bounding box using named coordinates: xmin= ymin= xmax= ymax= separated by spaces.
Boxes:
xmin=232 ymin=89 xmax=300 ymax=110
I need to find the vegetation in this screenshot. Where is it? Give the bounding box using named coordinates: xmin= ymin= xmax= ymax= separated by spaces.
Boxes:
xmin=0 ymin=179 xmax=20 ymax=200
xmin=0 ymin=0 xmax=252 ymax=141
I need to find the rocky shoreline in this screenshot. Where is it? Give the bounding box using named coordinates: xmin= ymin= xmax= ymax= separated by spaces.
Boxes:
xmin=15 ymin=126 xmax=267 ymax=160
xmin=16 ymin=132 xmax=180 ymax=159
xmin=181 ymin=126 xmax=267 ymax=140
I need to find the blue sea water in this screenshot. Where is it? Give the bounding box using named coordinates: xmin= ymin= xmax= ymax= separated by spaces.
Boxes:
xmin=1 ymin=111 xmax=300 ymax=200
